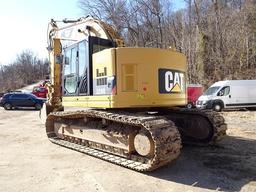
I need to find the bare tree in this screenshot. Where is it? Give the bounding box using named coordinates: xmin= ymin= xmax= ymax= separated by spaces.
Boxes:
xmin=0 ymin=50 xmax=48 ymax=92
xmin=78 ymin=0 xmax=256 ymax=87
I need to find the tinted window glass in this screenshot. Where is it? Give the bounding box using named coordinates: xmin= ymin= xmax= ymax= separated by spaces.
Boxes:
xmin=70 ymin=47 xmax=77 ymax=74
xmin=79 ymin=41 xmax=87 ymax=77
xmin=218 ymin=86 xmax=230 ymax=96
xmin=65 ymin=77 xmax=77 ymax=93
xmin=11 ymin=94 xmax=29 ymax=99
xmin=63 ymin=45 xmax=78 ymax=94
xmin=64 ymin=49 xmax=71 ymax=75
xmin=39 ymin=88 xmax=46 ymax=92
xmin=203 ymin=86 xmax=220 ymax=96
xmin=93 ymin=44 xmax=111 ymax=53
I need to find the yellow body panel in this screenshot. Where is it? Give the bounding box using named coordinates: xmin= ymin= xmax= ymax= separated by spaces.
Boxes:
xmin=63 ymin=47 xmax=187 ymax=108
xmin=63 ymin=95 xmax=112 ymax=108
xmin=92 ymin=48 xmax=116 ymax=78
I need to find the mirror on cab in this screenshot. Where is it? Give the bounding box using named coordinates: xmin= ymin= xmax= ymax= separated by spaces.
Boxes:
xmin=64 ymin=56 xmax=70 ymax=65
xmin=55 ymin=54 xmax=63 ymax=64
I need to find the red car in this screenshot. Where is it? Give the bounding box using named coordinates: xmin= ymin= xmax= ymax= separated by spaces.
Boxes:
xmin=32 ymin=86 xmax=48 ymax=98
xmin=187 ymin=84 xmax=203 ymax=108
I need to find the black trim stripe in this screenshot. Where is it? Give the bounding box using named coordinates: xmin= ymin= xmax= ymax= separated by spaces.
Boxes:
xmin=226 ymin=103 xmax=256 ymax=107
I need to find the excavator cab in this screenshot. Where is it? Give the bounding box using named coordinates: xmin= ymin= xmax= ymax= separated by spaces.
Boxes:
xmin=62 ymin=36 xmax=116 ymax=97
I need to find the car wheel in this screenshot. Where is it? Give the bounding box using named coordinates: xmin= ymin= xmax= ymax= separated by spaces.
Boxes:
xmin=35 ymin=103 xmax=42 ymax=110
xmin=4 ymin=103 xmax=12 ymax=110
xmin=186 ymin=103 xmax=193 ymax=109
xmin=213 ymin=103 xmax=222 ymax=112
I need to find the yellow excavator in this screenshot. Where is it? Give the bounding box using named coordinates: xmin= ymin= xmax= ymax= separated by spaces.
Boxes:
xmin=41 ymin=16 xmax=227 ymax=171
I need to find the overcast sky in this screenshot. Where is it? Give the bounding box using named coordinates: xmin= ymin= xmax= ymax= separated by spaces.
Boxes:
xmin=0 ymin=0 xmax=185 ymax=65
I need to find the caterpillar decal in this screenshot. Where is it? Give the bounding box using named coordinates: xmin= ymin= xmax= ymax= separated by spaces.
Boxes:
xmin=158 ymin=69 xmax=185 ymax=94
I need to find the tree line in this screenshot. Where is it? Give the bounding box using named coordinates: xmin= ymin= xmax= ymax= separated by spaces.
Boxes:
xmin=1 ymin=0 xmax=255 ymax=93
xmin=79 ymin=0 xmax=256 ymax=87
xmin=0 ymin=50 xmax=48 ymax=92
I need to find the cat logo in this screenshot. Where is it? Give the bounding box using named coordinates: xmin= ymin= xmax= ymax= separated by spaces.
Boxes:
xmin=158 ymin=69 xmax=185 ymax=94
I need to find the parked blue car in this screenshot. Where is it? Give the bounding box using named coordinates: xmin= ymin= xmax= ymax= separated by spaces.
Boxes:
xmin=0 ymin=92 xmax=46 ymax=110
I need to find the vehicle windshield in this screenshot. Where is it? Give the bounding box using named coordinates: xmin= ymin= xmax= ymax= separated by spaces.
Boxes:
xmin=203 ymin=86 xmax=220 ymax=96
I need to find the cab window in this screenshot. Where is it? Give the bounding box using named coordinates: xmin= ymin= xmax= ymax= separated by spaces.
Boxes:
xmin=217 ymin=86 xmax=230 ymax=96
xmin=70 ymin=47 xmax=77 ymax=74
xmin=78 ymin=41 xmax=88 ymax=77
xmin=63 ymin=45 xmax=78 ymax=94
xmin=64 ymin=49 xmax=71 ymax=75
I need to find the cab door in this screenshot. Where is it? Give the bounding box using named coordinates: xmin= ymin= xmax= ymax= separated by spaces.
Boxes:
xmin=78 ymin=40 xmax=90 ymax=95
xmin=216 ymin=86 xmax=231 ymax=107
xmin=63 ymin=45 xmax=79 ymax=96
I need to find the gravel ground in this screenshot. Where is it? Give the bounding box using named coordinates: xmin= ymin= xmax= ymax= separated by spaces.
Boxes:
xmin=0 ymin=108 xmax=255 ymax=192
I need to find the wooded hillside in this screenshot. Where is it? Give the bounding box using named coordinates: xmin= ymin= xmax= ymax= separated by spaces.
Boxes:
xmin=80 ymin=0 xmax=256 ymax=87
xmin=0 ymin=50 xmax=48 ymax=92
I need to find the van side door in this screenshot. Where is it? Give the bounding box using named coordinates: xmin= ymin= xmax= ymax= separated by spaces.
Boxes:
xmin=216 ymin=86 xmax=231 ymax=108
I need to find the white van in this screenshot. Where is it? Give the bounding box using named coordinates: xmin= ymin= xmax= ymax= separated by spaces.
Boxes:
xmin=196 ymin=80 xmax=256 ymax=111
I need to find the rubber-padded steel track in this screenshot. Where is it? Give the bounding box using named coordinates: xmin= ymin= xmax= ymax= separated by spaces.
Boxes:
xmin=46 ymin=110 xmax=182 ymax=171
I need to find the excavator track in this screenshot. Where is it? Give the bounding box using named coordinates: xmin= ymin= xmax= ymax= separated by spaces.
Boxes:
xmin=159 ymin=108 xmax=227 ymax=145
xmin=45 ymin=108 xmax=227 ymax=171
xmin=46 ymin=109 xmax=182 ymax=172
